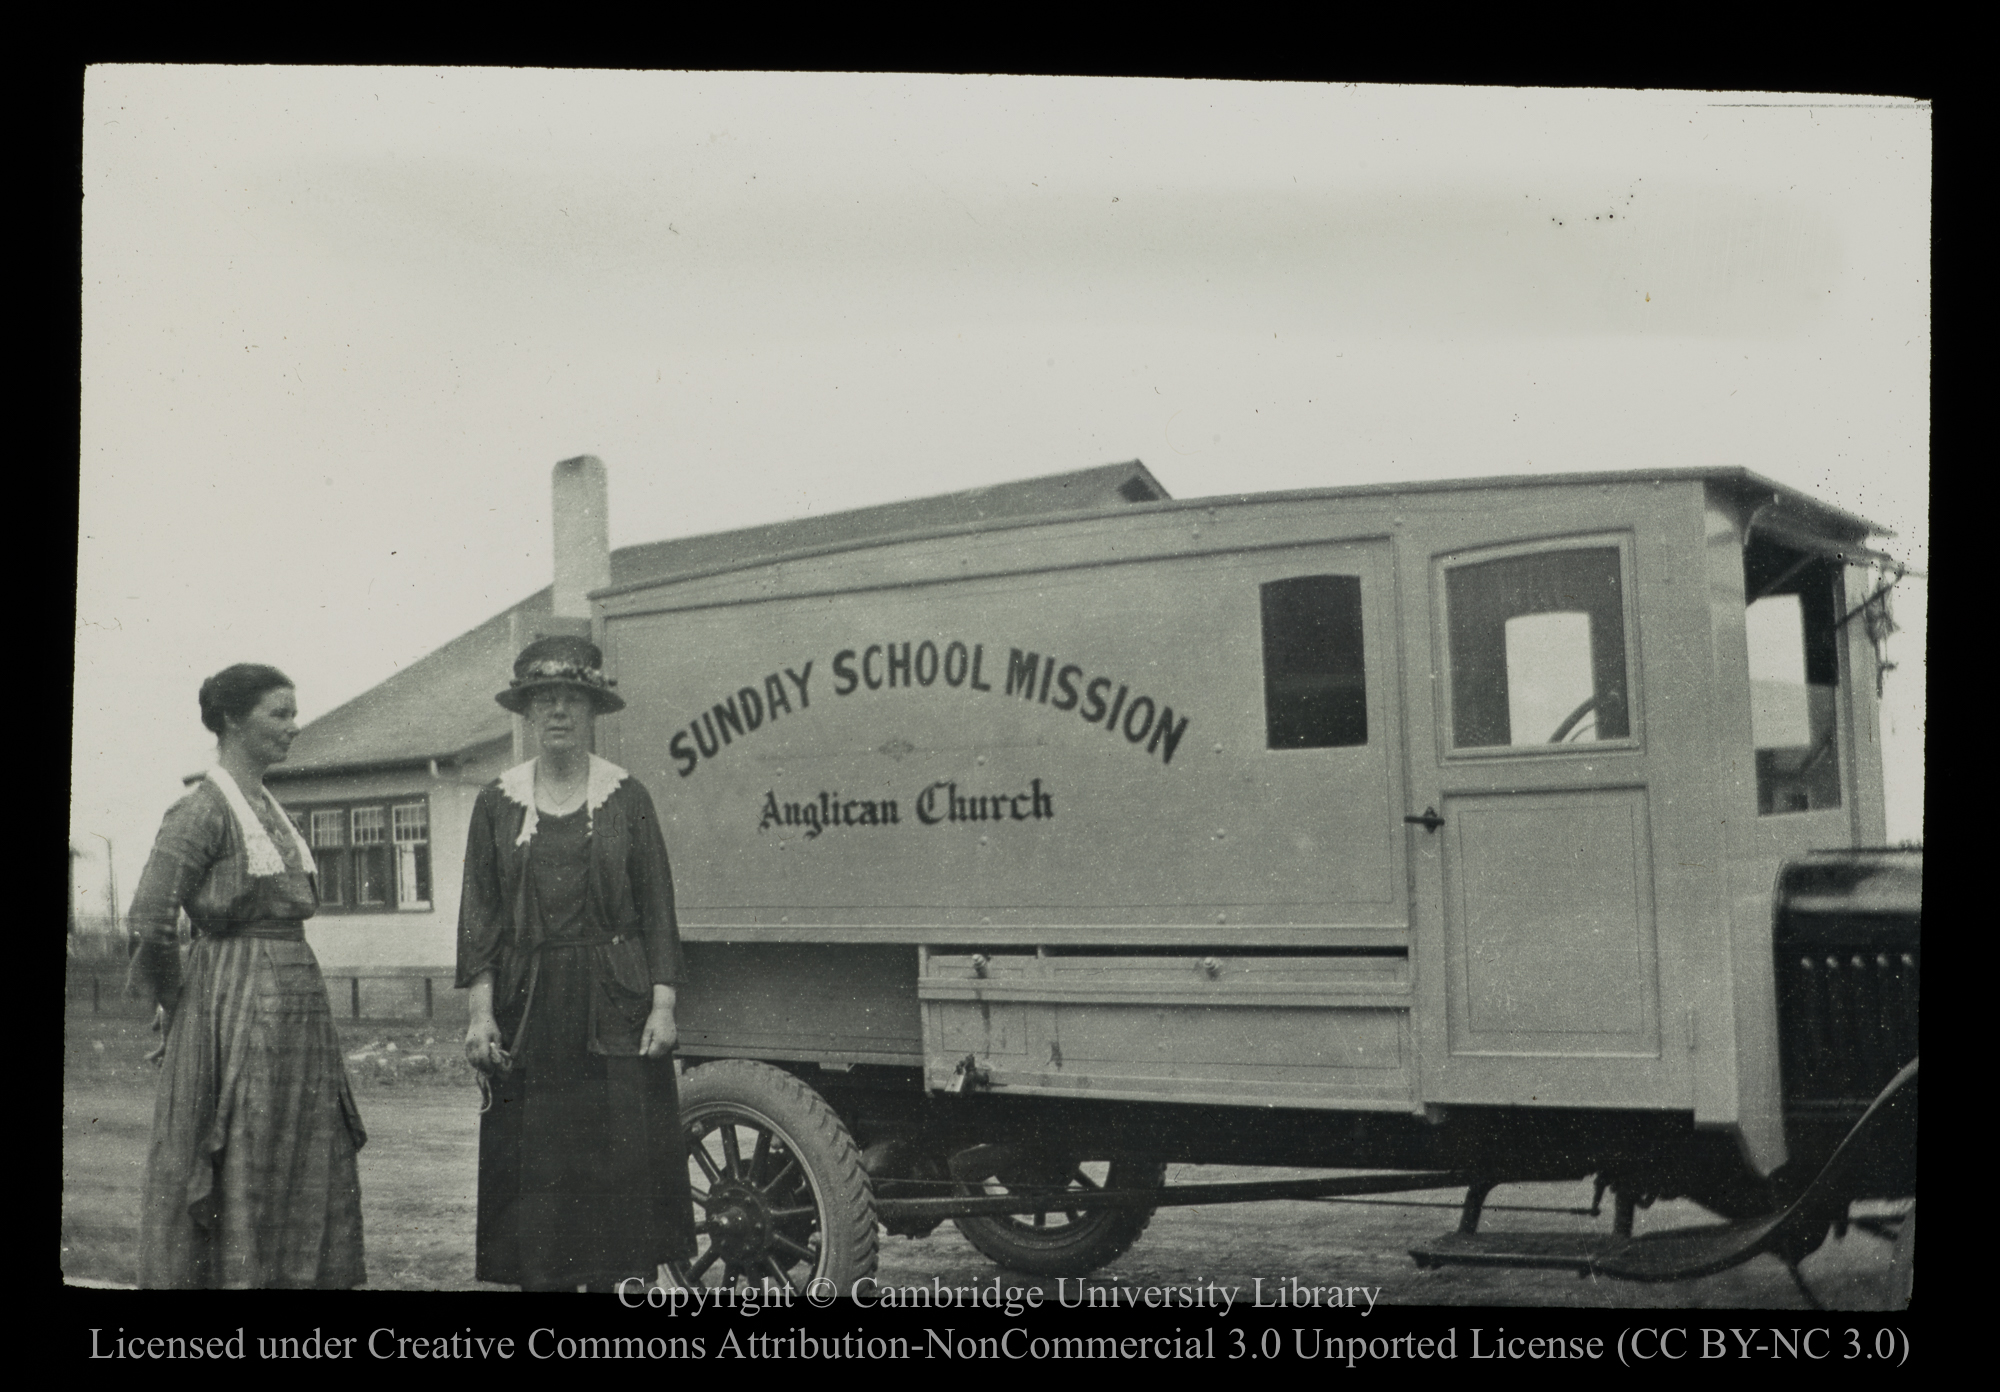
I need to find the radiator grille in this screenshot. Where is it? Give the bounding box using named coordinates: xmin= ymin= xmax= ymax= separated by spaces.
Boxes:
xmin=1776 ymin=944 xmax=1919 ymax=1111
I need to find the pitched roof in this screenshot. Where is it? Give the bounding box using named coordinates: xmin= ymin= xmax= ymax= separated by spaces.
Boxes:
xmin=268 ymin=460 xmax=1167 ymax=779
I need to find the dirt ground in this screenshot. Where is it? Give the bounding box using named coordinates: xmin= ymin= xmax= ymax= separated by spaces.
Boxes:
xmin=62 ymin=1009 xmax=1909 ymax=1307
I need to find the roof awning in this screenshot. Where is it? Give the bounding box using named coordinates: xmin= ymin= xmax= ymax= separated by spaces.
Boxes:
xmin=1750 ymin=511 xmax=1904 ymax=570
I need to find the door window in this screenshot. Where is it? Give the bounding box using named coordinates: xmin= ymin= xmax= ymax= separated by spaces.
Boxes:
xmin=1445 ymin=546 xmax=1632 ymax=749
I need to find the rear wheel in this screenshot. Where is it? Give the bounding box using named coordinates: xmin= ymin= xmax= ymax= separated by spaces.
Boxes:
xmin=951 ymin=1150 xmax=1165 ymax=1276
xmin=667 ymin=1061 xmax=877 ymax=1294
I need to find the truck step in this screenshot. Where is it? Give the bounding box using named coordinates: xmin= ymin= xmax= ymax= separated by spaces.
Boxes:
xmin=1414 ymin=1061 xmax=1915 ymax=1283
xmin=1409 ymin=1231 xmax=1624 ymax=1276
xmin=1412 ymin=1213 xmax=1790 ymax=1282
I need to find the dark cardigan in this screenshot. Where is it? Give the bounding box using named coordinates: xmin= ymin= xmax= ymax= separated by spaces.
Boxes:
xmin=455 ymin=758 xmax=684 ymax=1056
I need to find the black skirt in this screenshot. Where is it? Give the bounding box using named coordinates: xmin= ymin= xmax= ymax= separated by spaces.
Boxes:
xmin=475 ymin=808 xmax=695 ymax=1289
xmin=475 ymin=1048 xmax=695 ymax=1289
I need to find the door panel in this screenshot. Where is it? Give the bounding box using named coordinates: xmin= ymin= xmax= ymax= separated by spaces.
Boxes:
xmin=1443 ymin=789 xmax=1660 ymax=1052
xmin=1404 ymin=529 xmax=1686 ymax=1110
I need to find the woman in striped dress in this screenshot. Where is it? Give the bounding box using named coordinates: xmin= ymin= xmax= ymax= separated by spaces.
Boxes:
xmin=126 ymin=664 xmax=366 ymax=1288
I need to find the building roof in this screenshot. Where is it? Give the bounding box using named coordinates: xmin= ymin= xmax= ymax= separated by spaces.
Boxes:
xmin=269 ymin=460 xmax=1168 ymax=779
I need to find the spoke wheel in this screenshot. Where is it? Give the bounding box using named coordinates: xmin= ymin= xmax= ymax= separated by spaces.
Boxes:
xmin=665 ymin=1061 xmax=877 ymax=1294
xmin=952 ymin=1151 xmax=1165 ymax=1276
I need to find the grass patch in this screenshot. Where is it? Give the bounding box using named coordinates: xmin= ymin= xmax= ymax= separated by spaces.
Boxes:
xmin=64 ymin=1003 xmax=477 ymax=1092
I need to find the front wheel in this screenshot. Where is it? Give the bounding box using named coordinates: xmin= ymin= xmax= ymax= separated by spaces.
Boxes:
xmin=952 ymin=1150 xmax=1166 ymax=1276
xmin=667 ymin=1060 xmax=878 ymax=1294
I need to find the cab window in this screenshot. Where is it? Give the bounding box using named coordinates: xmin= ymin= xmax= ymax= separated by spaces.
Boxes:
xmin=1445 ymin=546 xmax=1632 ymax=749
xmin=1744 ymin=540 xmax=1844 ymax=815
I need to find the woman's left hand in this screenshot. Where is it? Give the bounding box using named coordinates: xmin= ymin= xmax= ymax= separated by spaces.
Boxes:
xmin=145 ymin=1003 xmax=173 ymax=1067
xmin=639 ymin=1003 xmax=678 ymax=1058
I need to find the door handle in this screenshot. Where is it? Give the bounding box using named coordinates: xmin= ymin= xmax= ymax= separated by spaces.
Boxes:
xmin=1404 ymin=807 xmax=1445 ymax=832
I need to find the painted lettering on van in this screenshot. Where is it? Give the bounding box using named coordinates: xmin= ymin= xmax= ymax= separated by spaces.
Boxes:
xmin=757 ymin=790 xmax=899 ymax=838
xmin=751 ymin=780 xmax=1055 ymax=839
xmin=999 ymin=647 xmax=1189 ymax=762
xmin=669 ymin=663 xmax=812 ymax=776
xmin=671 ymin=640 xmax=1190 ymax=778
xmin=915 ymin=779 xmax=1054 ymax=825
xmin=833 ymin=641 xmax=996 ymax=695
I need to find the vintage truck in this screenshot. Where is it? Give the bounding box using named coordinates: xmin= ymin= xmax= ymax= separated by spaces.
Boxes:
xmin=585 ymin=465 xmax=1917 ymax=1294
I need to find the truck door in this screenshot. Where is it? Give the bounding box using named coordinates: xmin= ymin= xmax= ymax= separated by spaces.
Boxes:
xmin=1401 ymin=530 xmax=1686 ymax=1110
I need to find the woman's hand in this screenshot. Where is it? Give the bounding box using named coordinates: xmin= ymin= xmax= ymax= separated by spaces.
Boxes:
xmin=145 ymin=1002 xmax=174 ymax=1067
xmin=640 ymin=985 xmax=678 ymax=1058
xmin=464 ymin=1013 xmax=507 ymax=1074
xmin=463 ymin=970 xmax=508 ymax=1074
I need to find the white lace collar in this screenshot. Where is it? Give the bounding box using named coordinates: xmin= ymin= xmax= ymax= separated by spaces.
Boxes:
xmin=208 ymin=766 xmax=318 ymax=878
xmin=497 ymin=754 xmax=628 ymax=846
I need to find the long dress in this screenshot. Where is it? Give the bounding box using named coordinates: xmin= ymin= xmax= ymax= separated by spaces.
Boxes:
xmin=456 ymin=756 xmax=695 ymax=1290
xmin=126 ymin=774 xmax=366 ymax=1289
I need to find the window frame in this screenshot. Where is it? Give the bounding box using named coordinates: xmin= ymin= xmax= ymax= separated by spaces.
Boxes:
xmin=1258 ymin=571 xmax=1372 ymax=752
xmin=1742 ymin=537 xmax=1850 ymax=819
xmin=282 ymin=794 xmax=434 ymax=914
xmin=1433 ymin=532 xmax=1645 ymax=761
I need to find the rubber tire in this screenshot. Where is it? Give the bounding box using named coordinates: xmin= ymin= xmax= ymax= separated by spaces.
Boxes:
xmin=953 ymin=1157 xmax=1166 ymax=1276
xmin=671 ymin=1060 xmax=878 ymax=1292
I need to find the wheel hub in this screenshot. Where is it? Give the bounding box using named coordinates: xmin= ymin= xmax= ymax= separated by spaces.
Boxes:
xmin=704 ymin=1179 xmax=775 ymax=1263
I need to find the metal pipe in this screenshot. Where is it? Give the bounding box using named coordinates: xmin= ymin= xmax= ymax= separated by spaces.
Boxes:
xmin=873 ymin=1169 xmax=1468 ymax=1221
xmin=552 ymin=455 xmax=610 ymax=620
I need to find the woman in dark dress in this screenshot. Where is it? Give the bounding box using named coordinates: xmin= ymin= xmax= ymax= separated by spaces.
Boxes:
xmin=459 ymin=635 xmax=695 ymax=1291
xmin=127 ymin=664 xmax=366 ymax=1288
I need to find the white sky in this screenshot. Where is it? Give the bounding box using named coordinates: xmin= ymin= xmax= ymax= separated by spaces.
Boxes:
xmin=73 ymin=70 xmax=1929 ymax=911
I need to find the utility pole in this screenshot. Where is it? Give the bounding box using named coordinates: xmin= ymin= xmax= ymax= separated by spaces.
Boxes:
xmin=67 ymin=844 xmax=82 ymax=943
xmin=91 ymin=832 xmax=120 ymax=946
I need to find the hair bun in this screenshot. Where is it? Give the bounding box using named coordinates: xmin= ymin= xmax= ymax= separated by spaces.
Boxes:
xmin=199 ymin=664 xmax=294 ymax=737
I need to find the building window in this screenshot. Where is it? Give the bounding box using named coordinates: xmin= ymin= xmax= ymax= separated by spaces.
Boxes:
xmin=286 ymin=797 xmax=433 ymax=912
xmin=307 ymin=810 xmax=345 ymax=905
xmin=351 ymin=807 xmax=389 ymax=905
xmin=1261 ymin=574 xmax=1369 ymax=749
xmin=392 ymin=802 xmax=433 ymax=909
xmin=1744 ymin=539 xmax=1844 ymax=815
xmin=1445 ymin=545 xmax=1633 ymax=749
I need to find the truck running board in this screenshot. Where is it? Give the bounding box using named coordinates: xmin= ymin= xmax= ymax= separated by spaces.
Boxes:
xmin=1411 ymin=1216 xmax=1794 ymax=1282
xmin=1412 ymin=1057 xmax=1917 ymax=1284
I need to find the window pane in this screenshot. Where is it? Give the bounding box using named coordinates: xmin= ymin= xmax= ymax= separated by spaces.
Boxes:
xmin=1261 ymin=574 xmax=1368 ymax=749
xmin=392 ymin=803 xmax=428 ymax=842
xmin=396 ymin=842 xmax=432 ymax=909
xmin=1447 ymin=547 xmax=1631 ymax=748
xmin=1504 ymin=611 xmax=1597 ymax=742
xmin=355 ymin=846 xmax=389 ymax=905
xmin=1748 ymin=575 xmax=1843 ymax=815
xmin=351 ymin=807 xmax=387 ymax=845
xmin=309 ymin=810 xmax=345 ymax=848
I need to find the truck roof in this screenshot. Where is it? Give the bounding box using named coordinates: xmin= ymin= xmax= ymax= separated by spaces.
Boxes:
xmin=593 ymin=465 xmax=1888 ymax=601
